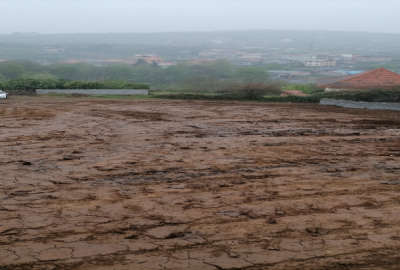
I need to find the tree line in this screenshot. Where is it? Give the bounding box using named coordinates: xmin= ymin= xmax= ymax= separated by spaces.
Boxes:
xmin=0 ymin=78 xmax=149 ymax=91
xmin=0 ymin=60 xmax=271 ymax=90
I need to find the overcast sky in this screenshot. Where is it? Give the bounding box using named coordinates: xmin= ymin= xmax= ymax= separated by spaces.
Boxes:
xmin=0 ymin=0 xmax=399 ymax=34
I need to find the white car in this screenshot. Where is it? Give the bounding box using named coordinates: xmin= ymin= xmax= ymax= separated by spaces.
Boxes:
xmin=0 ymin=90 xmax=7 ymax=99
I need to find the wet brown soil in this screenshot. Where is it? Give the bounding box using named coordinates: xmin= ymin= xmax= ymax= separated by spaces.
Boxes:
xmin=1 ymin=96 xmax=400 ymax=270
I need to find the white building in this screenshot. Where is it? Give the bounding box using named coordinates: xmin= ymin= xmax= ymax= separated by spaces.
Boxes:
xmin=304 ymin=57 xmax=336 ymax=67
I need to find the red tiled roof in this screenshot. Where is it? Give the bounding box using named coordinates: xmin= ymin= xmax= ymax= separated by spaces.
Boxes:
xmin=321 ymin=68 xmax=400 ymax=90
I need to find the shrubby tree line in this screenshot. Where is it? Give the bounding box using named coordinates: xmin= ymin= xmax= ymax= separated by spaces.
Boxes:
xmin=0 ymin=78 xmax=149 ymax=91
xmin=0 ymin=60 xmax=272 ymax=91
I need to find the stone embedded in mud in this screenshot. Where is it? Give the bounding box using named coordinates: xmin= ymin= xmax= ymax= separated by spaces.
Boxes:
xmin=19 ymin=160 xmax=32 ymax=166
xmin=168 ymin=184 xmax=186 ymax=190
xmin=275 ymin=208 xmax=286 ymax=216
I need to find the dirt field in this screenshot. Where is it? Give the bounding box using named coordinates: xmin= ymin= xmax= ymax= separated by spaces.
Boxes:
xmin=1 ymin=96 xmax=400 ymax=270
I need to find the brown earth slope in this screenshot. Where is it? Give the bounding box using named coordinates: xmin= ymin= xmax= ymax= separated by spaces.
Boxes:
xmin=1 ymin=96 xmax=400 ymax=270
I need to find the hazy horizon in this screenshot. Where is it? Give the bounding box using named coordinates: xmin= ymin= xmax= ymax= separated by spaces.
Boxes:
xmin=3 ymin=28 xmax=400 ymax=36
xmin=0 ymin=0 xmax=399 ymax=34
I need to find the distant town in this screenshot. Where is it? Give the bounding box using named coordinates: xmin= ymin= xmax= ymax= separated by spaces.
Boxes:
xmin=1 ymin=30 xmax=400 ymax=87
xmin=46 ymin=52 xmax=398 ymax=86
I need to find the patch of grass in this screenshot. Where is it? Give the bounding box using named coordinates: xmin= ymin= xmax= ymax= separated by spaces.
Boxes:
xmin=262 ymin=95 xmax=321 ymax=103
xmin=152 ymin=93 xmax=321 ymax=103
xmin=91 ymin=95 xmax=151 ymax=100
xmin=151 ymin=93 xmax=228 ymax=100
xmin=40 ymin=93 xmax=152 ymax=99
xmin=40 ymin=93 xmax=86 ymax=98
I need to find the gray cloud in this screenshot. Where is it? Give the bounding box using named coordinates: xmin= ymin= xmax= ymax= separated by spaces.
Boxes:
xmin=0 ymin=0 xmax=398 ymax=33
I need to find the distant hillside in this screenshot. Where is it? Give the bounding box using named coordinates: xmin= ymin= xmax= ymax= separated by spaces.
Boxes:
xmin=1 ymin=30 xmax=400 ymax=62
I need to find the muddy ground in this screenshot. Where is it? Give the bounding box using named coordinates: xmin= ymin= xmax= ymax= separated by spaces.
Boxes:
xmin=1 ymin=96 xmax=400 ymax=270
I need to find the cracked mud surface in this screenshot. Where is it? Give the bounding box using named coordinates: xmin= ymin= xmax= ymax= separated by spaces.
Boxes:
xmin=1 ymin=96 xmax=400 ymax=270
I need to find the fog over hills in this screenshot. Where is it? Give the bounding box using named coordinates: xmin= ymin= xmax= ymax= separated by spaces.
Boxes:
xmin=1 ymin=0 xmax=399 ymax=63
xmin=1 ymin=30 xmax=400 ymax=62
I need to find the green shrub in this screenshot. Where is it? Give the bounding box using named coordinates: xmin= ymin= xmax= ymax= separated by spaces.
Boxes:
xmin=220 ymin=83 xmax=282 ymax=100
xmin=263 ymin=95 xmax=321 ymax=103
xmin=1 ymin=79 xmax=150 ymax=91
